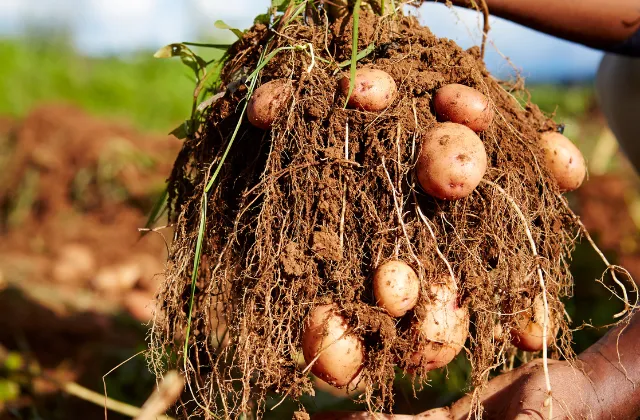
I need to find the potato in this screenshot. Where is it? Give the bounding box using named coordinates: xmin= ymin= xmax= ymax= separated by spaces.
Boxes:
xmin=540 ymin=131 xmax=586 ymax=192
xmin=123 ymin=290 xmax=156 ymax=322
xmin=434 ymin=84 xmax=493 ymax=132
xmin=373 ymin=260 xmax=420 ymax=317
xmin=247 ymin=79 xmax=293 ymax=130
xmin=406 ymin=275 xmax=469 ymax=372
xmin=53 ymin=243 xmax=96 ymax=285
xmin=510 ymin=295 xmax=558 ymax=352
xmin=415 ymin=122 xmax=487 ymax=200
xmin=91 ymin=262 xmax=141 ymax=292
xmin=302 ymin=304 xmax=364 ymax=387
xmin=339 ymin=68 xmax=396 ymax=112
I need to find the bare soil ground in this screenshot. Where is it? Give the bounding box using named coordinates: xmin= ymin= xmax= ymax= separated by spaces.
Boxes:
xmin=0 ymin=104 xmax=181 ymax=419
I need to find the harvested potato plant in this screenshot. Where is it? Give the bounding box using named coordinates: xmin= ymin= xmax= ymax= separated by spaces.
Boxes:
xmin=149 ymin=2 xmax=635 ymax=418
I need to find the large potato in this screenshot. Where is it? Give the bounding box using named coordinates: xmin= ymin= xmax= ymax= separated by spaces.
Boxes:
xmin=434 ymin=84 xmax=493 ymax=132
xmin=406 ymin=275 xmax=469 ymax=372
xmin=373 ymin=260 xmax=420 ymax=317
xmin=339 ymin=68 xmax=396 ymax=112
xmin=510 ymin=294 xmax=558 ymax=352
xmin=302 ymin=304 xmax=364 ymax=388
xmin=415 ymin=122 xmax=487 ymax=200
xmin=247 ymin=79 xmax=293 ymax=130
xmin=540 ymin=131 xmax=586 ymax=192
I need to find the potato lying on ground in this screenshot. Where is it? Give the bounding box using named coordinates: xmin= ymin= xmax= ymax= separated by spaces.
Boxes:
xmin=434 ymin=84 xmax=493 ymax=132
xmin=53 ymin=243 xmax=96 ymax=285
xmin=539 ymin=131 xmax=586 ymax=192
xmin=339 ymin=68 xmax=396 ymax=112
xmin=415 ymin=122 xmax=487 ymax=200
xmin=373 ymin=260 xmax=420 ymax=317
xmin=247 ymin=79 xmax=293 ymax=130
xmin=511 ymin=294 xmax=558 ymax=352
xmin=406 ymin=275 xmax=469 ymax=372
xmin=302 ymin=304 xmax=364 ymax=387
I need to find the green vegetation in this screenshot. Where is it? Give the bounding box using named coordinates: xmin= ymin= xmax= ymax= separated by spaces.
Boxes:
xmin=0 ymin=38 xmax=195 ymax=133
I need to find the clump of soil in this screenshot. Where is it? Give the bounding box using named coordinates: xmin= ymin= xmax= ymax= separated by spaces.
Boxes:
xmin=152 ymin=10 xmax=590 ymax=418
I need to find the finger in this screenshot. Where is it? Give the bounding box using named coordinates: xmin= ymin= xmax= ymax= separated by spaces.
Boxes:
xmin=311 ymin=412 xmax=414 ymax=420
xmin=414 ymin=407 xmax=454 ymax=419
xmin=448 ymin=360 xmax=562 ymax=419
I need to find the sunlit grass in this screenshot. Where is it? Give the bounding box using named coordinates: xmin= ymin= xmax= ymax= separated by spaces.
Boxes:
xmin=0 ymin=38 xmax=194 ymax=133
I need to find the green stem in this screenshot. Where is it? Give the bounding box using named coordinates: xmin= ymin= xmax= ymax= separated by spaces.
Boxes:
xmin=344 ymin=0 xmax=362 ymax=108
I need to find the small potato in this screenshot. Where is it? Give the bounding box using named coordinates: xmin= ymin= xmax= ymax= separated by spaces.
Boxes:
xmin=123 ymin=290 xmax=156 ymax=322
xmin=540 ymin=131 xmax=586 ymax=192
xmin=247 ymin=79 xmax=293 ymax=130
xmin=406 ymin=275 xmax=469 ymax=372
xmin=510 ymin=295 xmax=558 ymax=352
xmin=415 ymin=122 xmax=487 ymax=200
xmin=53 ymin=243 xmax=96 ymax=285
xmin=339 ymin=68 xmax=396 ymax=112
xmin=434 ymin=84 xmax=493 ymax=132
xmin=302 ymin=304 xmax=364 ymax=388
xmin=91 ymin=262 xmax=141 ymax=292
xmin=373 ymin=260 xmax=420 ymax=317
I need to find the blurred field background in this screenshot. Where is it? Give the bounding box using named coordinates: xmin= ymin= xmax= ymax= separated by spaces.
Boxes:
xmin=1 ymin=2 xmax=639 ymax=419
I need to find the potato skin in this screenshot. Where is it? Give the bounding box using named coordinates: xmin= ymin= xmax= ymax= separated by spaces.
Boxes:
xmin=434 ymin=84 xmax=493 ymax=132
xmin=302 ymin=304 xmax=364 ymax=388
xmin=510 ymin=295 xmax=557 ymax=352
xmin=247 ymin=79 xmax=293 ymax=130
xmin=416 ymin=122 xmax=487 ymax=200
xmin=406 ymin=275 xmax=469 ymax=372
xmin=540 ymin=131 xmax=586 ymax=192
xmin=373 ymin=260 xmax=420 ymax=317
xmin=339 ymin=68 xmax=396 ymax=112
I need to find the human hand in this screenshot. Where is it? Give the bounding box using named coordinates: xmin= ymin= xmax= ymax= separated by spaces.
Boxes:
xmin=311 ymin=358 xmax=595 ymax=419
xmin=313 ymin=308 xmax=640 ymax=420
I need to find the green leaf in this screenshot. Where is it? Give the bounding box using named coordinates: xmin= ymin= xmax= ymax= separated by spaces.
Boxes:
xmin=180 ymin=54 xmax=200 ymax=76
xmin=182 ymin=41 xmax=231 ymax=50
xmin=271 ymin=0 xmax=290 ymax=11
xmin=254 ymin=13 xmax=271 ymax=25
xmin=153 ymin=43 xmax=189 ymax=59
xmin=169 ymin=122 xmax=188 ymax=139
xmin=214 ymin=20 xmax=244 ymax=39
xmin=336 ymin=43 xmax=375 ymax=68
xmin=141 ymin=186 xmax=168 ymax=237
xmin=153 ymin=44 xmax=174 ymax=59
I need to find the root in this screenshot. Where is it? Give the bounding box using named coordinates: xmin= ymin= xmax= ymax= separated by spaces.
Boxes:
xmin=153 ymin=10 xmax=585 ymax=417
xmin=382 ymin=156 xmax=421 ymax=268
xmin=413 ymin=190 xmax=457 ymax=287
xmin=480 ymin=179 xmax=553 ymax=419
xmin=558 ymin=195 xmax=639 ymax=318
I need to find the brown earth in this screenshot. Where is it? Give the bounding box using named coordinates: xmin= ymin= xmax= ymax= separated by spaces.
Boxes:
xmin=0 ymin=104 xmax=181 ymax=419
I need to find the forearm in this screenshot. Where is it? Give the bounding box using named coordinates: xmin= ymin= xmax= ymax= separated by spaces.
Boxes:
xmin=449 ymin=0 xmax=640 ymax=50
xmin=578 ymin=310 xmax=640 ymax=418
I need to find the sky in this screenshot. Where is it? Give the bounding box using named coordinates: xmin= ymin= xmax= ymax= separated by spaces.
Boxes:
xmin=0 ymin=0 xmax=605 ymax=82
